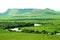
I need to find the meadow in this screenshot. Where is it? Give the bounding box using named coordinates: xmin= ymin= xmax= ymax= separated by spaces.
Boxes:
xmin=0 ymin=19 xmax=60 ymax=40
xmin=0 ymin=29 xmax=60 ymax=40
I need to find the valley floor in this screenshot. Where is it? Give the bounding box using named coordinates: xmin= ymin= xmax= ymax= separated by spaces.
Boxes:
xmin=0 ymin=19 xmax=60 ymax=40
xmin=0 ymin=30 xmax=60 ymax=40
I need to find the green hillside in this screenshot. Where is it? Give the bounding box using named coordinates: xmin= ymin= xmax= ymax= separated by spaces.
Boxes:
xmin=0 ymin=8 xmax=60 ymax=19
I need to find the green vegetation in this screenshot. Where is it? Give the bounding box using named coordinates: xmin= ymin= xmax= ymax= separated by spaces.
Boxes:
xmin=0 ymin=8 xmax=60 ymax=19
xmin=0 ymin=8 xmax=60 ymax=40
xmin=0 ymin=29 xmax=60 ymax=40
xmin=20 ymin=25 xmax=60 ymax=32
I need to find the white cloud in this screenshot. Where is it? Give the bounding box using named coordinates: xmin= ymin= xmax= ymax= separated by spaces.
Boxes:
xmin=0 ymin=0 xmax=60 ymax=13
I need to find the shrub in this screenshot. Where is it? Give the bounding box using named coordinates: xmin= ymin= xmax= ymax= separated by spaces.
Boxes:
xmin=41 ymin=30 xmax=48 ymax=34
xmin=54 ymin=31 xmax=59 ymax=34
xmin=35 ymin=31 xmax=41 ymax=34
xmin=28 ymin=30 xmax=34 ymax=33
xmin=21 ymin=29 xmax=29 ymax=33
xmin=51 ymin=32 xmax=54 ymax=35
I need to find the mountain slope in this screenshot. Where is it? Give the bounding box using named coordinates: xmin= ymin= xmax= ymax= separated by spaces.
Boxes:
xmin=0 ymin=8 xmax=60 ymax=19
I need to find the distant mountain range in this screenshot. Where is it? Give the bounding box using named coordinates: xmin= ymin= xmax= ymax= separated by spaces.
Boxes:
xmin=0 ymin=8 xmax=60 ymax=19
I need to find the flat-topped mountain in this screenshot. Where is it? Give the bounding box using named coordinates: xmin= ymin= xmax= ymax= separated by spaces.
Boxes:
xmin=0 ymin=8 xmax=60 ymax=19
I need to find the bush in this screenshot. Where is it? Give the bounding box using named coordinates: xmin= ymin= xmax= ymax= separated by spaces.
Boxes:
xmin=28 ymin=30 xmax=34 ymax=33
xmin=54 ymin=31 xmax=59 ymax=34
xmin=21 ymin=29 xmax=29 ymax=33
xmin=21 ymin=29 xmax=35 ymax=33
xmin=51 ymin=32 xmax=54 ymax=35
xmin=35 ymin=31 xmax=41 ymax=34
xmin=41 ymin=30 xmax=48 ymax=34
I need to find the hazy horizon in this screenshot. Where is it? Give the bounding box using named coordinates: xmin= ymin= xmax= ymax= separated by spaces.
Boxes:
xmin=0 ymin=0 xmax=60 ymax=13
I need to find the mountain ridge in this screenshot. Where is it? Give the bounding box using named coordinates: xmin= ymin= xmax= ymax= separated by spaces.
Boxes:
xmin=0 ymin=8 xmax=60 ymax=19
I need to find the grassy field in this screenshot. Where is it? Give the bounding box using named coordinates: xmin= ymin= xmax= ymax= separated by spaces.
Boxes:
xmin=0 ymin=29 xmax=60 ymax=40
xmin=0 ymin=19 xmax=60 ymax=40
xmin=20 ymin=25 xmax=60 ymax=32
xmin=1 ymin=8 xmax=60 ymax=40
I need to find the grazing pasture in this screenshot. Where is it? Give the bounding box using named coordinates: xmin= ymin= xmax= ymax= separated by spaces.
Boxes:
xmin=0 ymin=19 xmax=60 ymax=40
xmin=0 ymin=29 xmax=60 ymax=40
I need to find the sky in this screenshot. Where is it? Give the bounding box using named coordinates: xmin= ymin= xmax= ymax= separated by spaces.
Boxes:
xmin=0 ymin=0 xmax=60 ymax=13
